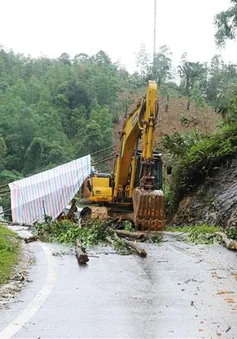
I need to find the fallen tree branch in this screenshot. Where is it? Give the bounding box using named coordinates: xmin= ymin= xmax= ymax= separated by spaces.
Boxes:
xmin=121 ymin=238 xmax=147 ymax=257
xmin=106 ymin=234 xmax=147 ymax=257
xmin=115 ymin=229 xmax=146 ymax=240
xmin=24 ymin=236 xmax=38 ymax=243
xmin=214 ymin=232 xmax=237 ymax=251
xmin=112 ymin=233 xmax=147 ymax=257
xmin=75 ymin=239 xmax=89 ymax=264
xmin=106 ymin=236 xmax=116 ymax=246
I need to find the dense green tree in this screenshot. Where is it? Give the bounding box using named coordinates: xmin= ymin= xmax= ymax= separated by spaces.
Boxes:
xmin=215 ymin=0 xmax=237 ymax=45
xmin=136 ymin=44 xmax=150 ymax=79
xmin=58 ymin=53 xmax=71 ymax=66
xmin=178 ymin=53 xmax=207 ymax=109
xmin=92 ymin=50 xmax=111 ymax=65
xmin=205 ymin=55 xmax=237 ymax=110
xmin=78 ymin=120 xmax=104 ymax=155
xmin=23 ymin=137 xmax=45 ymax=175
xmin=136 ymin=45 xmax=173 ymax=86
xmin=57 ymin=80 xmax=91 ymax=109
xmin=0 ymin=135 xmax=7 ymax=171
xmin=152 ymin=45 xmax=173 ymax=85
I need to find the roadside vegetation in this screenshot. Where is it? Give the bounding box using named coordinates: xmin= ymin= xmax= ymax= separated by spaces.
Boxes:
xmin=159 ymin=0 xmax=237 ymax=218
xmin=165 ymin=224 xmax=222 ymax=244
xmin=162 ymin=118 xmax=237 ymax=215
xmin=165 ymin=224 xmax=237 ymax=246
xmin=0 ymin=225 xmax=20 ymax=284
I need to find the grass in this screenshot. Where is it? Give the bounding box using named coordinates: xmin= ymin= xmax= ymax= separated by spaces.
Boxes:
xmin=0 ymin=225 xmax=20 ymax=284
xmin=165 ymin=224 xmax=221 ymax=234
xmin=165 ymin=224 xmax=222 ymax=244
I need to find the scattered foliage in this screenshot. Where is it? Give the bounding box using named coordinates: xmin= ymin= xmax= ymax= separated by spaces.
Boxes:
xmin=34 ymin=220 xmax=135 ymax=255
xmin=226 ymin=227 xmax=237 ymax=240
xmin=123 ymin=221 xmax=134 ymax=232
xmin=166 ymin=224 xmax=222 ymax=244
xmin=146 ymin=234 xmax=163 ymax=244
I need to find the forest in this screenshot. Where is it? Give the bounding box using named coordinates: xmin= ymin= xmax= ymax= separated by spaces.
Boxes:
xmin=0 ymin=0 xmax=237 ymax=189
xmin=0 ymin=46 xmax=236 ymax=182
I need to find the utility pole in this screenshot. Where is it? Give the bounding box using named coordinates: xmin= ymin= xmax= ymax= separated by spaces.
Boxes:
xmin=153 ymin=0 xmax=157 ymax=62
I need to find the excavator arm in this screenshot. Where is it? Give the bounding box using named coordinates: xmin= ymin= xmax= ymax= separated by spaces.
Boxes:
xmin=113 ymin=80 xmax=159 ymax=198
xmin=80 ymin=80 xmax=164 ymax=231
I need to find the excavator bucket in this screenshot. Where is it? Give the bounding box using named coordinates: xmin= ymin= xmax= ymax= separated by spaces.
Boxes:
xmin=133 ymin=188 xmax=165 ymax=231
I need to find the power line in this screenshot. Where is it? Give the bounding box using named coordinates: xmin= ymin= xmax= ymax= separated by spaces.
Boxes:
xmin=90 ymin=145 xmax=117 ymax=156
xmin=92 ymin=155 xmax=115 ymax=166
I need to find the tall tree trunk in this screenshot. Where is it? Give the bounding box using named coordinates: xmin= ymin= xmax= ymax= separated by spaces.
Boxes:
xmin=165 ymin=94 xmax=169 ymax=112
xmin=187 ymin=94 xmax=190 ymax=110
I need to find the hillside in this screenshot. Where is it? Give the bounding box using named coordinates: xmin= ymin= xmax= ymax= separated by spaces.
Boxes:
xmin=172 ymin=156 xmax=237 ymax=228
xmin=157 ymin=97 xmax=219 ymax=138
xmin=113 ymin=95 xmax=220 ymax=151
xmin=164 ymin=117 xmax=237 ymax=228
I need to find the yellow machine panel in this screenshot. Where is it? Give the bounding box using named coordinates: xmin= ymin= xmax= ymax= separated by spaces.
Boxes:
xmin=88 ymin=175 xmax=113 ymax=203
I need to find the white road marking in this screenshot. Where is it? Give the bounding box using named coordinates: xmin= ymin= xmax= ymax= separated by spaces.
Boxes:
xmin=0 ymin=243 xmax=57 ymax=339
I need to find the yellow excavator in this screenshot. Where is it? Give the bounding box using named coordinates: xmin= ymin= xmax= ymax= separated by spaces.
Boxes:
xmin=80 ymin=80 xmax=164 ymax=231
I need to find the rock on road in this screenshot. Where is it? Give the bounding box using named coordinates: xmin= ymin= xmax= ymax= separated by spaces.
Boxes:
xmin=0 ymin=228 xmax=237 ymax=338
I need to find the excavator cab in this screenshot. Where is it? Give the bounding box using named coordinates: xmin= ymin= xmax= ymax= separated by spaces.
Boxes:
xmin=134 ymin=151 xmax=163 ymax=190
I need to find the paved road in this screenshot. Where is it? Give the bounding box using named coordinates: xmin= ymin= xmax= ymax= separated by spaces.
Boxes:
xmin=0 ymin=229 xmax=237 ymax=338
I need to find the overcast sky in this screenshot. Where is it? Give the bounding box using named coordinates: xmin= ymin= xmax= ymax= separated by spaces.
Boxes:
xmin=0 ymin=0 xmax=236 ymax=72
